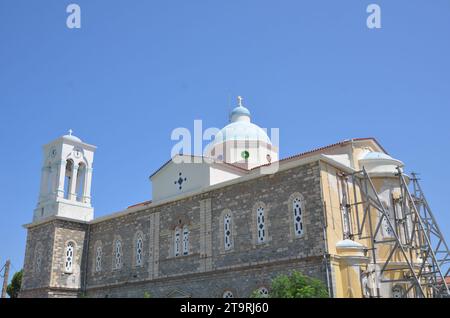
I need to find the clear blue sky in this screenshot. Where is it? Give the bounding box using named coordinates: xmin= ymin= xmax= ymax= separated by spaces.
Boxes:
xmin=1 ymin=1 xmax=449 ymax=282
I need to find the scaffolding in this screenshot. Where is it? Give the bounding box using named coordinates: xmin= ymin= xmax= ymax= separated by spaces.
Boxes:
xmin=346 ymin=167 xmax=450 ymax=298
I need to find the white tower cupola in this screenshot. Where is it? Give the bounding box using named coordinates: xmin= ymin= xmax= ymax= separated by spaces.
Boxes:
xmin=33 ymin=130 xmax=96 ymax=222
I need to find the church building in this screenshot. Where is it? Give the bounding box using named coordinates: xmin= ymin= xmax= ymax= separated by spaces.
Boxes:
xmin=19 ymin=97 xmax=449 ymax=298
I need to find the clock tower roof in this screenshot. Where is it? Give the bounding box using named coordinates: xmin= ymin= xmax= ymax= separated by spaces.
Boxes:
xmin=62 ymin=129 xmax=82 ymax=143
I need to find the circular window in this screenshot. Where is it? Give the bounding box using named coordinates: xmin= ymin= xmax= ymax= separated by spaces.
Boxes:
xmin=258 ymin=287 xmax=269 ymax=297
xmin=266 ymin=154 xmax=272 ymax=163
xmin=223 ymin=291 xmax=234 ymax=298
xmin=241 ymin=150 xmax=250 ymax=160
xmin=392 ymin=286 xmax=404 ymax=298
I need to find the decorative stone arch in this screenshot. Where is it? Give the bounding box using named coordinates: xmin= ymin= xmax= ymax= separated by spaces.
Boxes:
xmin=218 ymin=208 xmax=237 ymax=254
xmin=112 ymin=235 xmax=123 ymax=270
xmin=93 ymin=240 xmax=103 ymax=274
xmin=65 ymin=148 xmax=90 ymax=169
xmin=133 ymin=230 xmax=145 ymax=267
xmin=251 ymin=201 xmax=271 ymax=246
xmin=63 ymin=149 xmax=90 ymax=203
xmin=287 ymin=192 xmax=307 ymax=241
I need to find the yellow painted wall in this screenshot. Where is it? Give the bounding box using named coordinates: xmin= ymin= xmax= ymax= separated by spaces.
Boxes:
xmin=318 ymin=139 xmax=429 ymax=298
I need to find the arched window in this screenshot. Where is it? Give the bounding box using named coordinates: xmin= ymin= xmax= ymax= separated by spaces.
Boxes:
xmin=224 ymin=213 xmax=233 ymax=250
xmin=392 ymin=285 xmax=405 ymax=298
xmin=76 ymin=163 xmax=86 ymax=202
xmin=293 ymin=197 xmax=304 ymax=237
xmin=65 ymin=241 xmax=75 ymax=273
xmin=174 ymin=228 xmax=181 ymax=257
xmin=95 ymin=245 xmax=102 ymax=272
xmin=361 ymin=272 xmax=372 ymax=298
xmin=381 ymin=202 xmax=395 ymax=238
xmin=114 ymin=239 xmax=122 ymax=270
xmin=135 ymin=234 xmax=144 ymax=266
xmin=256 ymin=206 xmax=266 ymax=243
xmin=223 ymin=290 xmax=234 ymax=298
xmin=182 ymin=226 xmax=189 ymax=256
xmin=338 ymin=176 xmax=351 ymax=239
xmin=382 ymin=216 xmax=394 ymax=237
xmin=257 ymin=287 xmax=269 ymax=297
xmin=64 ymin=160 xmax=74 ymax=199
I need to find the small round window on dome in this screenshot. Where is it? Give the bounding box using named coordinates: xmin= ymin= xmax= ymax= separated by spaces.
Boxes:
xmin=241 ymin=150 xmax=250 ymax=160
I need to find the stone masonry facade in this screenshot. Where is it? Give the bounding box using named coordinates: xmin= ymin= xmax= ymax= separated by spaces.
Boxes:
xmin=21 ymin=161 xmax=330 ymax=298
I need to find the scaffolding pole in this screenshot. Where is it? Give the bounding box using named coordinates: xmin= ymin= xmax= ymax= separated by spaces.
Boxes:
xmin=346 ymin=167 xmax=450 ymax=298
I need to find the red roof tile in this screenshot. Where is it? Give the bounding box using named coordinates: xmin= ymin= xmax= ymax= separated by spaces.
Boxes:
xmin=127 ymin=200 xmax=152 ymax=209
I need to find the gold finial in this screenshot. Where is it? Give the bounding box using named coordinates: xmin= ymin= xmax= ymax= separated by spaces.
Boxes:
xmin=237 ymin=96 xmax=243 ymax=107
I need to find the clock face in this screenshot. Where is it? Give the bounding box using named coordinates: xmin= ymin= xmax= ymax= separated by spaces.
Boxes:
xmin=73 ymin=148 xmax=82 ymax=158
xmin=241 ymin=150 xmax=250 ymax=160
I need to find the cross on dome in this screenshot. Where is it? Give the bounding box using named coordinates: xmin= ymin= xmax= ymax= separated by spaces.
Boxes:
xmin=237 ymin=96 xmax=243 ymax=107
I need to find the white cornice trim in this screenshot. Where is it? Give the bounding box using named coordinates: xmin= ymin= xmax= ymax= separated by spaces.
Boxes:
xmin=90 ymin=154 xmax=356 ymax=225
xmin=23 ymin=215 xmax=89 ymax=229
xmin=43 ymin=137 xmax=97 ymax=151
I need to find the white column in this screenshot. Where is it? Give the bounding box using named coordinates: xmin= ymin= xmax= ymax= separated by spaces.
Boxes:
xmin=69 ymin=164 xmax=79 ymax=201
xmin=83 ymin=167 xmax=93 ymax=205
xmin=56 ymin=160 xmax=67 ymax=198
xmin=49 ymin=165 xmax=57 ymax=196
xmin=38 ymin=166 xmax=49 ymax=202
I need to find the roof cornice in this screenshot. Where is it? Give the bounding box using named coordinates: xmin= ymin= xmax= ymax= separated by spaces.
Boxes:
xmin=90 ymin=153 xmax=355 ymax=225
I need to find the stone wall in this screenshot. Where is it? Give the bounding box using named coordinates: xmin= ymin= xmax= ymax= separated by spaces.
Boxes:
xmin=20 ymin=220 xmax=88 ymax=298
xmin=87 ymin=257 xmax=326 ymax=298
xmin=21 ymin=222 xmax=55 ymax=292
xmin=84 ymin=161 xmax=327 ymax=297
xmin=21 ymin=161 xmax=328 ymax=297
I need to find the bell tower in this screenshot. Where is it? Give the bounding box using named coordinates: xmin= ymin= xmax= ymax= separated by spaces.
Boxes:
xmin=33 ymin=130 xmax=96 ymax=222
